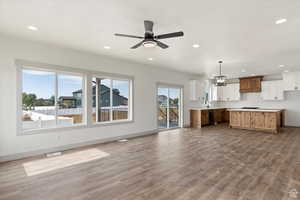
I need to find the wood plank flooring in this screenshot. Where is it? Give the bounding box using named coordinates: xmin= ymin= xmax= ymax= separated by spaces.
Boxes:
xmin=1 ymin=125 xmax=300 ymax=200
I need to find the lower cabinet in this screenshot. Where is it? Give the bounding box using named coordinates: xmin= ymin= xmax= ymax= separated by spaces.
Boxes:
xmin=229 ymin=111 xmax=281 ymax=133
xmin=230 ymin=111 xmax=241 ymax=127
xmin=190 ymin=109 xmax=227 ymax=128
xmin=190 ymin=110 xmax=209 ymax=128
xmin=213 ymin=109 xmax=223 ymax=123
xmin=241 ymin=112 xmax=251 ymax=128
xmin=201 ymin=110 xmax=209 ymax=126
xmin=264 ymin=112 xmax=278 ymax=130
xmin=251 ymin=112 xmax=265 ymax=129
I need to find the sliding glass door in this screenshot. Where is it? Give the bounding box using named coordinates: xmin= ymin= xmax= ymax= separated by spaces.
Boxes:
xmin=157 ymin=86 xmax=182 ymax=129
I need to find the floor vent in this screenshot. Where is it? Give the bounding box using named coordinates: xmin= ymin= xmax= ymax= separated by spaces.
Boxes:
xmin=289 ymin=188 xmax=298 ymax=199
xmin=46 ymin=152 xmax=62 ymax=157
xmin=118 ymin=139 xmax=129 ymax=143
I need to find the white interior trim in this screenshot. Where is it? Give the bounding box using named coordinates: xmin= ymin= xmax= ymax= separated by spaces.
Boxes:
xmin=156 ymin=82 xmax=184 ymax=130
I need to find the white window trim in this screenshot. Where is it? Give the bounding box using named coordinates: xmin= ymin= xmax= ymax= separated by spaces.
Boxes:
xmin=16 ymin=59 xmax=134 ymax=135
xmin=19 ymin=67 xmax=87 ymax=134
xmin=92 ymin=75 xmax=133 ymax=125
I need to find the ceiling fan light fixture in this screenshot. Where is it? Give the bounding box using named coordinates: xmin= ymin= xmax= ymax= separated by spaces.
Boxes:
xmin=143 ymin=40 xmax=156 ymax=48
xmin=214 ymin=61 xmax=227 ymax=86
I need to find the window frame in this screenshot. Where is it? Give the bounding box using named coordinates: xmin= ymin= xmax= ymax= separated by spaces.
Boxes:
xmin=93 ymin=76 xmax=133 ymax=125
xmin=156 ymin=82 xmax=184 ymax=130
xmin=16 ymin=60 xmax=134 ymax=135
xmin=18 ymin=66 xmax=87 ymax=134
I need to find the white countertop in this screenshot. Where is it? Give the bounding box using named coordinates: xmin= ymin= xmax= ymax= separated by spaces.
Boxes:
xmin=190 ymin=107 xmax=226 ymax=110
xmin=190 ymin=107 xmax=284 ymax=112
xmin=227 ymin=108 xmax=283 ymax=112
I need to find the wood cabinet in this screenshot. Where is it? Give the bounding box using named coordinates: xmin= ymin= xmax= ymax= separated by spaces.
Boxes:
xmin=282 ymin=72 xmax=300 ymax=91
xmin=222 ymin=110 xmax=229 ymax=122
xmin=241 ymin=112 xmax=251 ymax=128
xmin=264 ymin=112 xmax=277 ymax=130
xmin=229 ymin=110 xmax=283 ymax=133
xmin=190 ymin=110 xmax=209 ymax=128
xmin=229 ymin=111 xmax=241 ymax=127
xmin=261 ymin=80 xmax=284 ymax=100
xmin=190 ymin=108 xmax=227 ymax=128
xmin=201 ymin=110 xmax=209 ymax=126
xmin=251 ymin=112 xmax=265 ymax=129
xmin=239 ymin=76 xmax=263 ymax=93
xmin=213 ymin=109 xmax=223 ymax=123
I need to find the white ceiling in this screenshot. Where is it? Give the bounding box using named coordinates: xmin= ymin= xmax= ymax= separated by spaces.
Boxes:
xmin=1 ymin=0 xmax=300 ymax=78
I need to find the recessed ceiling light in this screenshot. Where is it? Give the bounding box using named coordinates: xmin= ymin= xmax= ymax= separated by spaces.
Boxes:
xmin=103 ymin=46 xmax=111 ymax=49
xmin=27 ymin=26 xmax=38 ymax=31
xmin=284 ymin=70 xmax=289 ymax=73
xmin=275 ymin=18 xmax=287 ymax=25
xmin=241 ymin=69 xmax=246 ymax=73
xmin=148 ymin=58 xmax=153 ymax=61
xmin=192 ymin=44 xmax=200 ymax=48
xmin=278 ymin=65 xmax=285 ymax=68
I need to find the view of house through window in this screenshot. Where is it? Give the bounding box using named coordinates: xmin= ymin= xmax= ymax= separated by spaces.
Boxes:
xmin=57 ymin=74 xmax=84 ymax=126
xmin=92 ymin=77 xmax=130 ymax=123
xmin=22 ymin=69 xmax=84 ymax=131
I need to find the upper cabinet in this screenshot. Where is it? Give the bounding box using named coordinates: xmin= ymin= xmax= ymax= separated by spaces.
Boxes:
xmin=261 ymin=80 xmax=284 ymax=100
xmin=239 ymin=76 xmax=263 ymax=93
xmin=189 ymin=80 xmax=204 ymax=101
xmin=212 ymin=83 xmax=240 ymax=102
xmin=211 ymin=85 xmax=223 ymax=101
xmin=282 ymin=72 xmax=300 ymax=91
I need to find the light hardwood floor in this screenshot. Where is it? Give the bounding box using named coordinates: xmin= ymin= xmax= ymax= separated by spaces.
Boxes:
xmin=1 ymin=125 xmax=300 ymax=200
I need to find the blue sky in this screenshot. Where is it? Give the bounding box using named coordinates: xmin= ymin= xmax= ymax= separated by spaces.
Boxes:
xmin=23 ymin=70 xmax=129 ymax=99
xmin=23 ymin=70 xmax=82 ymax=99
xmin=158 ymin=88 xmax=180 ymax=99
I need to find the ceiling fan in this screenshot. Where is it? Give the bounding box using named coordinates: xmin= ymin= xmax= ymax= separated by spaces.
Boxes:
xmin=115 ymin=20 xmax=184 ymax=49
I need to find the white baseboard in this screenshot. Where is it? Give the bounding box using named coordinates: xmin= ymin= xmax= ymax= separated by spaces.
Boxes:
xmin=0 ymin=129 xmax=158 ymax=163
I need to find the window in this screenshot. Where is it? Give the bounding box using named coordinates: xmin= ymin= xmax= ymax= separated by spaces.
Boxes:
xmin=21 ymin=68 xmax=85 ymax=131
xmin=92 ymin=77 xmax=131 ymax=123
xmin=18 ymin=61 xmax=134 ymax=134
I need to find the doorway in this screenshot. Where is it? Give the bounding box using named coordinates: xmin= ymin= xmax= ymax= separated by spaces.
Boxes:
xmin=157 ymin=85 xmax=183 ymax=130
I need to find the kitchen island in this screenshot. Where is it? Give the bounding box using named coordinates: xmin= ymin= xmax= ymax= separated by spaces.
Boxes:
xmin=190 ymin=108 xmax=229 ymax=128
xmin=227 ymin=108 xmax=285 ymax=133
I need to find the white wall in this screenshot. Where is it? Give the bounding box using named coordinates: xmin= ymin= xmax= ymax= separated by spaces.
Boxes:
xmin=216 ymin=91 xmax=300 ymax=126
xmin=0 ymin=34 xmax=204 ymax=159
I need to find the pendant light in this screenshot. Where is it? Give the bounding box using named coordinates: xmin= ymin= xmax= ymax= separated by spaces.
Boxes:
xmin=214 ymin=61 xmax=227 ymax=86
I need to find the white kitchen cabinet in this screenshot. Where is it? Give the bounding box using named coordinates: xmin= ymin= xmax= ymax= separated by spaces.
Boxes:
xmin=211 ymin=83 xmax=240 ymax=101
xmin=189 ymin=80 xmax=204 ymax=101
xmin=282 ymin=72 xmax=300 ymax=91
xmin=261 ymin=80 xmax=284 ymax=100
xmin=211 ymin=85 xmax=223 ymax=101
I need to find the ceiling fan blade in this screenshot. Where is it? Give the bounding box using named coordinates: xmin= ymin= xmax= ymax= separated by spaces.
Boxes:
xmin=156 ymin=40 xmax=169 ymax=49
xmin=131 ymin=40 xmax=145 ymax=49
xmin=115 ymin=33 xmax=144 ymax=39
xmin=144 ymin=20 xmax=154 ymax=33
xmin=154 ymin=31 xmax=184 ymax=39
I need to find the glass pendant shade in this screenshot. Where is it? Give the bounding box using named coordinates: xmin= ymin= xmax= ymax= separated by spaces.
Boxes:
xmin=214 ymin=61 xmax=227 ymax=86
